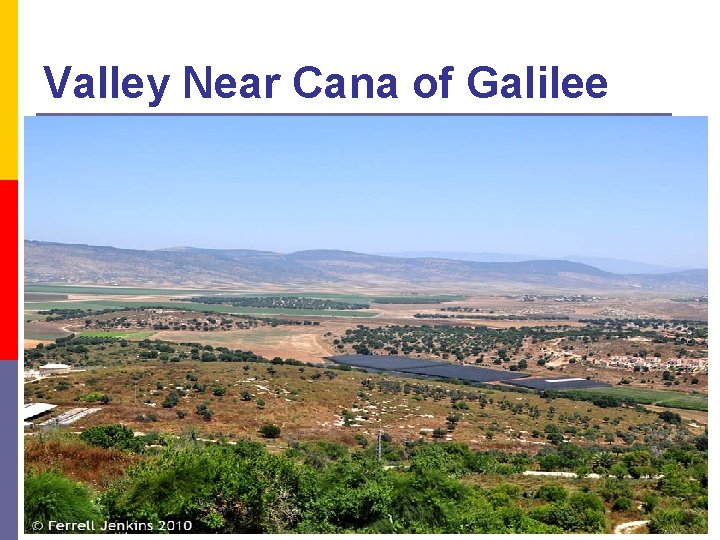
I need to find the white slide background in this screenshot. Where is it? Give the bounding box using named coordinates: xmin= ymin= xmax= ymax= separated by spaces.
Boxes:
xmin=18 ymin=0 xmax=718 ymax=534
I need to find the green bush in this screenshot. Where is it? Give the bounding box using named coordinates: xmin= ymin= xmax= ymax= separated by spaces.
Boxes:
xmin=642 ymin=493 xmax=659 ymax=513
xmin=91 ymin=438 xmax=707 ymax=534
xmin=25 ymin=471 xmax=104 ymax=533
xmin=535 ymin=484 xmax=567 ymax=502
xmin=196 ymin=403 xmax=214 ymax=421
xmin=80 ymin=424 xmax=141 ymax=452
xmin=75 ymin=392 xmax=104 ymax=403
xmin=658 ymin=411 xmax=681 ymax=425
xmin=599 ymin=478 xmax=633 ymax=504
xmin=259 ymin=424 xmax=281 ymax=438
xmin=529 ymin=492 xmax=606 ymax=533
xmin=613 ymin=497 xmax=632 ymax=511
xmin=297 ymin=455 xmax=395 ymax=532
xmin=409 ymin=442 xmax=472 ymax=477
xmin=102 ymin=442 xmax=303 ymax=533
xmin=162 ymin=390 xmax=180 ymax=408
xmin=354 ymin=434 xmax=369 ymax=448
xmin=648 ymin=508 xmax=708 ymax=534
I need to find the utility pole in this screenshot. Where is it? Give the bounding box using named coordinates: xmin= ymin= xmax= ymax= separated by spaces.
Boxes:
xmin=376 ymin=430 xmax=382 ymax=462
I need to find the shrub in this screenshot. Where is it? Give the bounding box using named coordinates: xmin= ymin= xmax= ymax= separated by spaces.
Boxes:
xmin=529 ymin=492 xmax=606 ymax=533
xmin=354 ymin=434 xmax=369 ymax=448
xmin=80 ymin=424 xmax=140 ymax=452
xmin=535 ymin=484 xmax=567 ymax=502
xmin=642 ymin=493 xmax=659 ymax=514
xmin=196 ymin=403 xmax=214 ymax=421
xmin=648 ymin=508 xmax=707 ymax=534
xmin=162 ymin=390 xmax=180 ymax=408
xmin=658 ymin=411 xmax=681 ymax=425
xmin=259 ymin=424 xmax=281 ymax=438
xmin=599 ymin=478 xmax=633 ymax=504
xmin=101 ymin=442 xmax=303 ymax=533
xmin=613 ymin=497 xmax=633 ymax=511
xmin=25 ymin=471 xmax=104 ymax=533
xmin=75 ymin=391 xmax=104 ymax=403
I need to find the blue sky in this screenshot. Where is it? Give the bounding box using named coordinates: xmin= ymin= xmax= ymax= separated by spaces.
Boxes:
xmin=25 ymin=116 xmax=707 ymax=268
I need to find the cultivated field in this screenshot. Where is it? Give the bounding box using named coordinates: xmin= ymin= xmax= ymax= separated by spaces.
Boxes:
xmin=152 ymin=327 xmax=335 ymax=363
xmin=559 ymin=387 xmax=708 ymax=411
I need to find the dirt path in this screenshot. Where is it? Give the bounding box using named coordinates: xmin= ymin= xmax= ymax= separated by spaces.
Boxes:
xmin=613 ymin=520 xmax=648 ymax=534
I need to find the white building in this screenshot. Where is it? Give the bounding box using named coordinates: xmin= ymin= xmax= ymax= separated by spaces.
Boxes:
xmin=38 ymin=363 xmax=72 ymax=375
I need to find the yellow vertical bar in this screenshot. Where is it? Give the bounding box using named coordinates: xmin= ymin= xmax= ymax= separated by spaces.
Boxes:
xmin=0 ymin=0 xmax=18 ymax=179
xmin=0 ymin=0 xmax=18 ymax=361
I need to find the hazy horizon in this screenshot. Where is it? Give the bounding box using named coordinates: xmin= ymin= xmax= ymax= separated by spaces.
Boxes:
xmin=25 ymin=116 xmax=707 ymax=268
xmin=23 ymin=239 xmax=707 ymax=275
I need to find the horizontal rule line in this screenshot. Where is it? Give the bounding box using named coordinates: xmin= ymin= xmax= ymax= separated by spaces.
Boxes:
xmin=35 ymin=112 xmax=673 ymax=117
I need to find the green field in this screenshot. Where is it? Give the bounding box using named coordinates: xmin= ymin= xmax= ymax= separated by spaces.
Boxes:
xmin=76 ymin=331 xmax=158 ymax=340
xmin=24 ymin=284 xmax=237 ymax=296
xmin=25 ymin=284 xmax=373 ymax=302
xmin=25 ymin=284 xmax=466 ymax=306
xmin=25 ymin=284 xmax=374 ymax=305
xmin=372 ymin=295 xmax=466 ymax=304
xmin=24 ymin=299 xmax=378 ymax=318
xmin=560 ymin=386 xmax=708 ymax=411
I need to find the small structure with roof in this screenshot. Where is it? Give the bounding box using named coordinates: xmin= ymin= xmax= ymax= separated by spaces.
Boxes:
xmin=23 ymin=402 xmax=57 ymax=426
xmin=38 ymin=363 xmax=71 ymax=375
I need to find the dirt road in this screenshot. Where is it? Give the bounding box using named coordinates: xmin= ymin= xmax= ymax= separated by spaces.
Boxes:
xmin=613 ymin=520 xmax=648 ymax=534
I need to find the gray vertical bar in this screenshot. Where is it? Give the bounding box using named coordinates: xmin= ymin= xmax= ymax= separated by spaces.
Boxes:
xmin=0 ymin=361 xmax=18 ymax=536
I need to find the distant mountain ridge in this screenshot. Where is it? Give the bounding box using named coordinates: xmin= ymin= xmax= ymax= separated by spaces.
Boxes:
xmin=380 ymin=251 xmax=695 ymax=275
xmin=24 ymin=241 xmax=708 ymax=293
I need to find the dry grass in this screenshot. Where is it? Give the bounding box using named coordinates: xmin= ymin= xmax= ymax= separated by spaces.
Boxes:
xmin=24 ymin=436 xmax=137 ymax=489
xmin=25 ymin=360 xmax=672 ymax=452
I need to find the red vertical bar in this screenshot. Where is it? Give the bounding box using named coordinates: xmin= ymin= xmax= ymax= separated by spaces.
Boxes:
xmin=0 ymin=180 xmax=17 ymax=359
